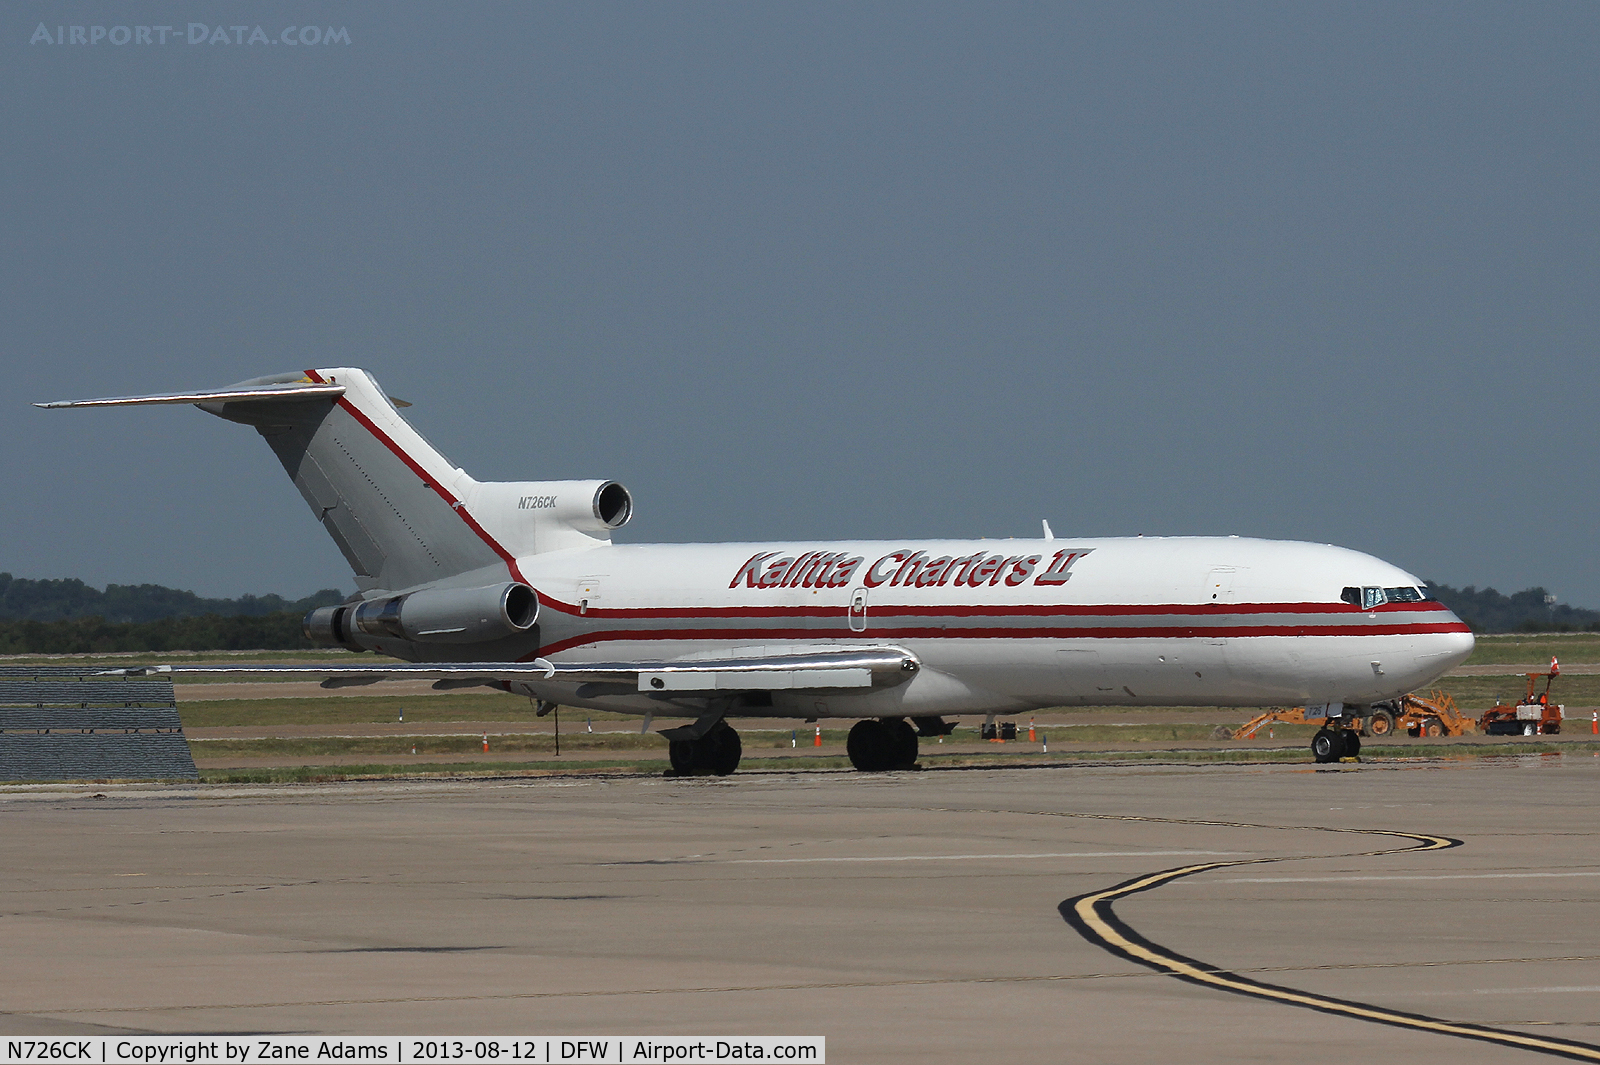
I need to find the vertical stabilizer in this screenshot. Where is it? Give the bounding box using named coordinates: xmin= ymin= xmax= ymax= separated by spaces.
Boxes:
xmin=205 ymin=368 xmax=511 ymax=592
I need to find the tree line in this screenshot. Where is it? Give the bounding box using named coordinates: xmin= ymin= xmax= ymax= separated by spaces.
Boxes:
xmin=0 ymin=612 xmax=315 ymax=654
xmin=1424 ymin=582 xmax=1600 ymax=634
xmin=0 ymin=572 xmax=343 ymax=624
xmin=0 ymin=574 xmax=344 ymax=654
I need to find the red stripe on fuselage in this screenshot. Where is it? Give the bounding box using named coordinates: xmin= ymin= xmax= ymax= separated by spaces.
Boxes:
xmin=536 ymin=597 xmax=1446 ymax=620
xmin=532 ymin=620 xmax=1471 ymax=657
xmin=304 ymin=369 xmax=528 ymax=584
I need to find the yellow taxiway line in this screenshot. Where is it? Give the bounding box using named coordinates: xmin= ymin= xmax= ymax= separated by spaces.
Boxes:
xmin=1061 ymin=823 xmax=1600 ymax=1060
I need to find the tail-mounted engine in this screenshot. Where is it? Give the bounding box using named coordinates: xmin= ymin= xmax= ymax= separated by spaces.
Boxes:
xmin=305 ymin=582 xmax=539 ymax=650
xmin=465 ymin=479 xmax=633 ymax=556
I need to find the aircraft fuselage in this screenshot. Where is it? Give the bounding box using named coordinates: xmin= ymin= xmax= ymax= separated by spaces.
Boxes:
xmin=357 ymin=535 xmax=1474 ymax=721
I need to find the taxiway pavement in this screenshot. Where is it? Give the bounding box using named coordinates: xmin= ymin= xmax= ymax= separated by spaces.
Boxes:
xmin=2 ymin=757 xmax=1597 ymax=1062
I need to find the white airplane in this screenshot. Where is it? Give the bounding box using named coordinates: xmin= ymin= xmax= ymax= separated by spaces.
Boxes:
xmin=39 ymin=368 xmax=1474 ymax=772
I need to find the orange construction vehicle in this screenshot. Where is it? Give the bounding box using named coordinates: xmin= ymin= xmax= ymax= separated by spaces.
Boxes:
xmin=1227 ymin=708 xmax=1369 ymax=763
xmin=1229 ymin=706 xmax=1318 ymax=741
xmin=1479 ymin=658 xmax=1564 ymax=736
xmin=1228 ymin=689 xmax=1474 ymax=751
xmin=1366 ymin=690 xmax=1476 ymax=738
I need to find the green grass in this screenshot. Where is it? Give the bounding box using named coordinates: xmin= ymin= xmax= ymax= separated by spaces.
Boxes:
xmin=197 ymin=755 xmax=860 ymax=783
xmin=199 ymin=758 xmax=672 ymax=782
xmin=191 ymin=732 xmax=668 ymax=757
xmin=1042 ymin=723 xmax=1281 ymax=742
xmin=1464 ymin=633 xmax=1600 ymax=665
xmin=178 ymin=695 xmax=572 ymax=727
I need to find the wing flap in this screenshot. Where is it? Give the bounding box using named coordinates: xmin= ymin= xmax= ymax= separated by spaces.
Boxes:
xmin=638 ymin=668 xmax=871 ymax=692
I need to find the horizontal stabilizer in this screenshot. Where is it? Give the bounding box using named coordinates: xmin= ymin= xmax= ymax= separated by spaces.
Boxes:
xmin=34 ymin=382 xmax=345 ymax=409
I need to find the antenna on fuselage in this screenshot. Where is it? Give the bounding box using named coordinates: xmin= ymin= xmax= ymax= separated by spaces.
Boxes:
xmin=1042 ymin=519 xmax=1055 ymax=541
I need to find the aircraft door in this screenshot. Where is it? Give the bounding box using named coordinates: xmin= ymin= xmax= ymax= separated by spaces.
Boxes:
xmin=1056 ymin=648 xmax=1114 ymax=702
xmin=848 ymin=588 xmax=868 ymax=632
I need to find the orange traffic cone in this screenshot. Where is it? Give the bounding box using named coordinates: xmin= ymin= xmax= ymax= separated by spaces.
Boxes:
xmin=1029 ymin=718 xmax=1036 ymax=743
xmin=1591 ymin=711 xmax=1597 ymax=735
xmin=813 ymin=725 xmax=822 ymax=747
xmin=482 ymin=733 xmax=489 ymax=753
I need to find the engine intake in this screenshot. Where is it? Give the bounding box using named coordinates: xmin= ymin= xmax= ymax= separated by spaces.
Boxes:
xmin=315 ymin=582 xmax=540 ymax=646
xmin=593 ymin=480 xmax=632 ymax=530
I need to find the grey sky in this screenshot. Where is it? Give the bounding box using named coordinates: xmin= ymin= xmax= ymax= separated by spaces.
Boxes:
xmin=6 ymin=3 xmax=1598 ymax=606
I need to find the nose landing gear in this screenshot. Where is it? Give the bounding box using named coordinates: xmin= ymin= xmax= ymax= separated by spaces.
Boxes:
xmin=846 ymin=717 xmax=919 ymax=772
xmin=1311 ymin=726 xmax=1360 ymax=763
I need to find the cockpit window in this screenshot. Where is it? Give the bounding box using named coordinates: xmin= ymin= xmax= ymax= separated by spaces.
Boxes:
xmin=1344 ymin=586 xmax=1432 ymax=608
xmin=1350 ymin=585 xmax=1427 ymax=609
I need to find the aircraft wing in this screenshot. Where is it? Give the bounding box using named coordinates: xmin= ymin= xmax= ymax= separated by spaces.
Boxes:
xmin=103 ymin=647 xmax=920 ymax=693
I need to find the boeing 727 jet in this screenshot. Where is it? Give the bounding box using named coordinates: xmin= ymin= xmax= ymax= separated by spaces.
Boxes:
xmin=39 ymin=369 xmax=1474 ymax=772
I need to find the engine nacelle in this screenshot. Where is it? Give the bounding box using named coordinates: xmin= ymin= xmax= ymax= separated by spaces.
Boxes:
xmin=464 ymin=479 xmax=632 ymax=556
xmin=303 ymin=603 xmax=362 ymax=651
xmin=307 ymin=582 xmax=539 ymax=648
xmin=566 ymin=480 xmax=633 ymax=534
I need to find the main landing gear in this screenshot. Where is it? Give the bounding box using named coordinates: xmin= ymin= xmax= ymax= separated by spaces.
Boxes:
xmin=846 ymin=717 xmax=919 ymax=772
xmin=666 ymin=721 xmax=742 ymax=776
xmin=1310 ymin=726 xmax=1360 ymax=764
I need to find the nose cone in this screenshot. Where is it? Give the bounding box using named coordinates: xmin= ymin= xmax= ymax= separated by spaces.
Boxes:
xmin=1419 ymin=619 xmax=1475 ymax=678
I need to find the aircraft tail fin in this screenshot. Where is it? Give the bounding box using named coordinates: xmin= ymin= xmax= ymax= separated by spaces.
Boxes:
xmin=39 ymin=368 xmax=632 ymax=592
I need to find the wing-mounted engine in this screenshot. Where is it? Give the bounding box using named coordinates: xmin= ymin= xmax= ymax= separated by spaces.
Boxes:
xmin=465 ymin=479 xmax=633 ymax=556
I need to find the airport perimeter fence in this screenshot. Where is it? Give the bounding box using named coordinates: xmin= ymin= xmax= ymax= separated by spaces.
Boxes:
xmin=0 ymin=666 xmax=197 ymax=781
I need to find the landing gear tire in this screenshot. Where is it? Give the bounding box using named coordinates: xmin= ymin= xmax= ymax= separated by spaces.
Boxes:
xmin=1368 ymin=709 xmax=1395 ymax=736
xmin=886 ymin=718 xmax=918 ymax=768
xmin=847 ymin=720 xmax=889 ymax=772
xmin=707 ymin=723 xmax=742 ymax=776
xmin=1311 ymin=728 xmax=1346 ymax=764
xmin=846 ymin=718 xmax=919 ymax=772
xmin=1342 ymin=731 xmax=1361 ymax=757
xmin=666 ymin=723 xmax=743 ymax=776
